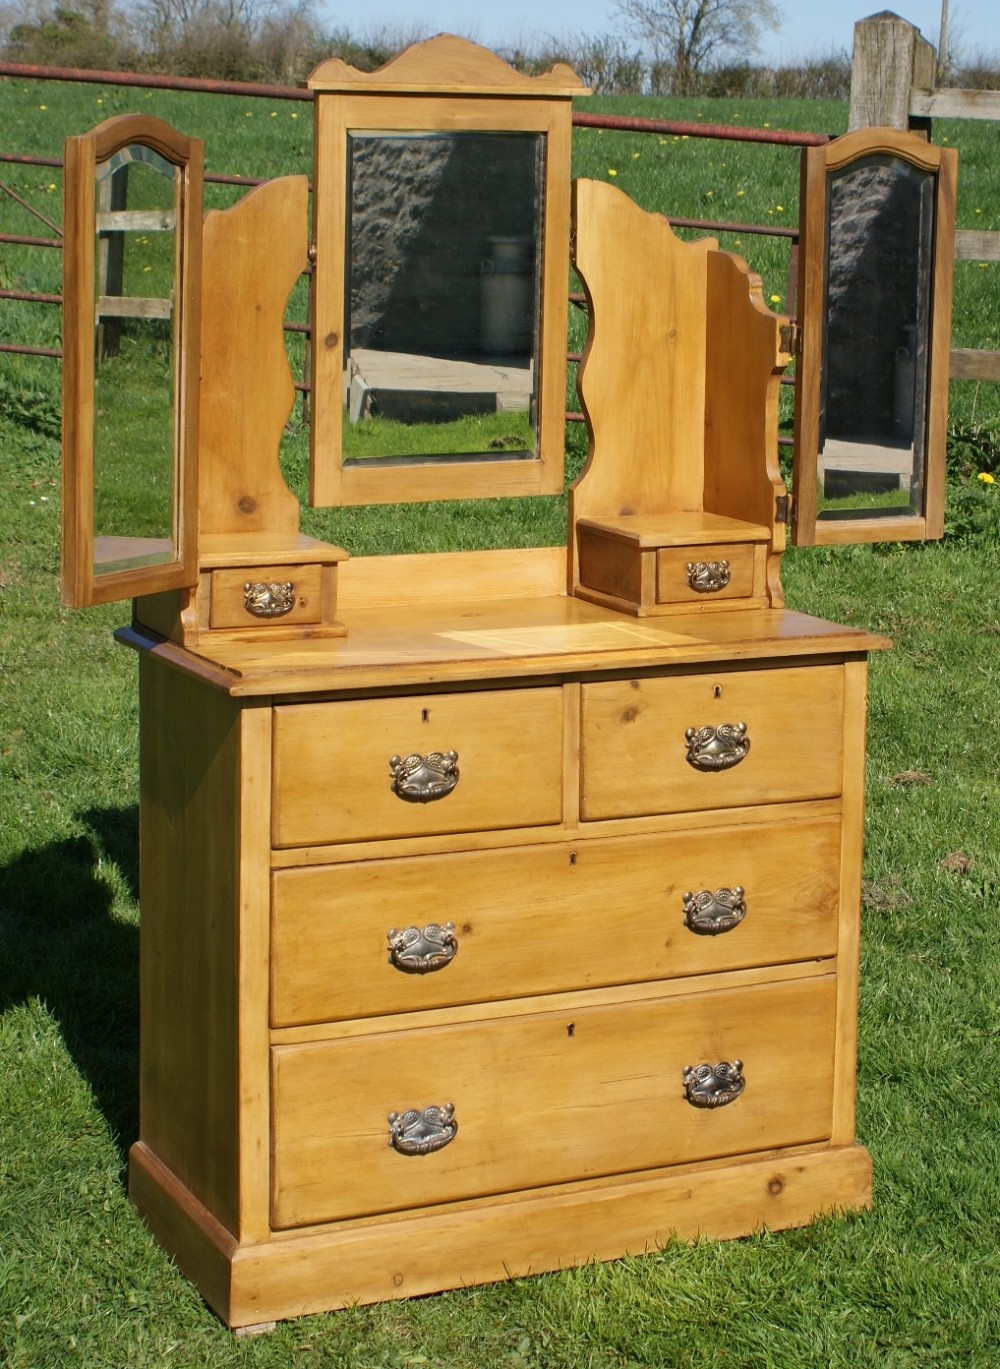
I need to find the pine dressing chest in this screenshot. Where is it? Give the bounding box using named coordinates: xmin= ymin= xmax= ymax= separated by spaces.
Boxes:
xmin=56 ymin=37 xmax=962 ymax=1329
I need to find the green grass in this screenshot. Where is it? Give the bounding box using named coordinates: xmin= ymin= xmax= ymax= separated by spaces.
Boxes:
xmin=3 ymin=75 xmax=1000 ymax=1366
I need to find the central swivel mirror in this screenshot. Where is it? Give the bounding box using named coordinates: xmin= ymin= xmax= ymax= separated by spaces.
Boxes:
xmin=308 ymin=36 xmax=587 ymax=506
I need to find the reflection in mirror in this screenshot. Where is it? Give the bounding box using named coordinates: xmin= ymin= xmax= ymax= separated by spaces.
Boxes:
xmin=343 ymin=131 xmax=543 ymax=466
xmin=92 ymin=143 xmax=178 ymax=573
xmin=819 ymin=153 xmax=934 ymax=522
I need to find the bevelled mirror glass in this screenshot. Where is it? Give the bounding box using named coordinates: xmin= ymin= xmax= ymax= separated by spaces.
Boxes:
xmin=308 ymin=35 xmax=587 ymax=506
xmin=793 ymin=128 xmax=956 ymax=545
xmin=62 ymin=115 xmax=203 ymax=606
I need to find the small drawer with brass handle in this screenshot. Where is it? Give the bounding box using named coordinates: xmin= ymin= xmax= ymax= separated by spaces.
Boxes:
xmin=581 ymin=663 xmax=845 ymax=819
xmin=209 ymin=563 xmax=322 ymax=629
xmin=272 ymin=687 xmax=563 ymax=847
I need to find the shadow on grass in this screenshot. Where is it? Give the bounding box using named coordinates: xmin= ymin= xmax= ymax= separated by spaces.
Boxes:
xmin=0 ymin=804 xmax=140 ymax=1166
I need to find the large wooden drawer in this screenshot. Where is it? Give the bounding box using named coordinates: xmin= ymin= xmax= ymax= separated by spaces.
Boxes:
xmin=272 ymin=687 xmax=564 ymax=847
xmin=581 ymin=664 xmax=845 ymax=820
xmin=271 ymin=812 xmax=842 ymax=1026
xmin=271 ymin=974 xmax=837 ymax=1228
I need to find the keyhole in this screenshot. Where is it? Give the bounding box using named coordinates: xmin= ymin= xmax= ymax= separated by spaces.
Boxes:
xmin=567 ymin=1023 xmax=575 ymax=1038
xmin=569 ymin=851 xmax=577 ymax=866
xmin=421 ymin=708 xmax=430 ymax=722
xmin=714 ymin=685 xmax=722 ymax=699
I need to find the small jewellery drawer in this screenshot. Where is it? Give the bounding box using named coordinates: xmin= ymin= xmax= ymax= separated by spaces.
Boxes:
xmin=272 ymin=687 xmax=564 ymax=847
xmin=270 ymin=974 xmax=837 ymax=1228
xmin=581 ymin=664 xmax=845 ymax=820
xmin=209 ymin=564 xmax=323 ymax=629
xmin=270 ymin=813 xmax=842 ymax=1026
xmin=656 ymin=543 xmax=757 ymax=606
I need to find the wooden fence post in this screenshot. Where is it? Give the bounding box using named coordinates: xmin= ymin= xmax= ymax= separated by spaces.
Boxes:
xmin=848 ymin=12 xmax=937 ymax=131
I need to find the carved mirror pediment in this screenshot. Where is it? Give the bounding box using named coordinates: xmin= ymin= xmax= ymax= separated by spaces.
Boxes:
xmin=61 ymin=114 xmax=203 ymax=606
xmin=307 ymin=35 xmax=587 ymax=506
xmin=793 ymin=127 xmax=956 ymax=545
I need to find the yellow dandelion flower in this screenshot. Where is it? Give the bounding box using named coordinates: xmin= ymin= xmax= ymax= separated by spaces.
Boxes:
xmin=770 ymin=294 xmax=781 ymax=304
xmin=978 ymin=471 xmax=996 ymax=484
xmin=736 ymin=189 xmax=745 ymax=197
xmin=608 ymin=168 xmax=618 ymax=177
xmin=270 ymin=111 xmax=278 ymax=118
xmin=775 ymin=204 xmax=785 ymax=212
xmin=633 ymin=151 xmax=641 ymax=159
xmin=975 ymin=207 xmax=983 ymax=214
xmin=39 ymin=104 xmax=47 ymax=110
xmin=705 ymin=189 xmax=714 ymax=198
xmin=291 ymin=112 xmax=298 ymax=119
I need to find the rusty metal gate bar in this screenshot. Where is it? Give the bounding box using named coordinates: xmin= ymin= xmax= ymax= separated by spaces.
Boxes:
xmin=1 ymin=60 xmax=810 ymax=407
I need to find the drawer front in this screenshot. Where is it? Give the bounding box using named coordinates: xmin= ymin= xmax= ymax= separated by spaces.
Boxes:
xmin=581 ymin=664 xmax=845 ymax=820
xmin=210 ymin=564 xmax=323 ymax=629
xmin=656 ymin=543 xmax=757 ymax=606
xmin=271 ymin=814 xmax=842 ymax=1026
xmin=272 ymin=687 xmax=564 ymax=848
xmin=271 ymin=974 xmax=837 ymax=1228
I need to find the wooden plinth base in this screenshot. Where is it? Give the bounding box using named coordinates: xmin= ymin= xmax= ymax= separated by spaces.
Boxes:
xmin=130 ymin=1141 xmax=872 ymax=1329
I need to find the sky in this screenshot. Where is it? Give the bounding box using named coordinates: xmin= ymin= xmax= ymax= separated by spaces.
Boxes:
xmin=315 ymin=1 xmax=999 ymax=66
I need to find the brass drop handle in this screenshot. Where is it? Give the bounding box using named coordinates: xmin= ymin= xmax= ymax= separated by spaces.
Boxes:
xmin=683 ymin=1061 xmax=745 ymax=1108
xmin=389 ymin=751 xmax=460 ymax=803
xmin=683 ymin=887 xmax=747 ymax=936
xmin=243 ymin=580 xmax=296 ymax=618
xmin=387 ymin=923 xmax=458 ymax=974
xmin=388 ymin=1104 xmax=458 ymax=1155
xmin=686 ymin=560 xmax=731 ymax=594
xmin=685 ymin=723 xmax=750 ymax=771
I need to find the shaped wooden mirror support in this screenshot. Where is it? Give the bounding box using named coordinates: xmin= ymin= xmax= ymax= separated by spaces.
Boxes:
xmin=62 ymin=115 xmax=202 ymax=607
xmin=793 ymin=128 xmax=956 ymax=544
xmin=308 ymin=35 xmax=587 ymax=506
xmin=570 ymin=178 xmax=791 ymax=615
xmin=134 ymin=174 xmax=348 ymax=647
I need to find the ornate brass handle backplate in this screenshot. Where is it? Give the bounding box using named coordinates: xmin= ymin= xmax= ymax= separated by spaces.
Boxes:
xmin=686 ymin=560 xmax=731 ymax=594
xmin=683 ymin=1060 xmax=745 ymax=1108
xmin=390 ymin=751 xmax=460 ymax=803
xmin=387 ymin=923 xmax=458 ymax=974
xmin=683 ymin=886 xmax=747 ymax=935
xmin=685 ymin=723 xmax=750 ymax=771
xmin=243 ymin=580 xmax=296 ymax=618
xmin=388 ymin=1104 xmax=458 ymax=1156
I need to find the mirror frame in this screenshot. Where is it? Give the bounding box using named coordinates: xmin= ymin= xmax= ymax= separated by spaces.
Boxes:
xmin=308 ymin=35 xmax=587 ymax=507
xmin=793 ymin=127 xmax=956 ymax=545
xmin=62 ymin=114 xmax=203 ymax=606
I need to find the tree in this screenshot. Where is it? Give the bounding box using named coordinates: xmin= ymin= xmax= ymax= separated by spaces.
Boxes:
xmin=611 ymin=0 xmax=782 ymax=94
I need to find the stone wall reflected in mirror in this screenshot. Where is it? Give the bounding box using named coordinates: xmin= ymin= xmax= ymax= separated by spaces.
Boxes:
xmin=819 ymin=154 xmax=934 ymax=521
xmin=92 ymin=144 xmax=178 ymax=573
xmin=344 ymin=131 xmax=543 ymax=463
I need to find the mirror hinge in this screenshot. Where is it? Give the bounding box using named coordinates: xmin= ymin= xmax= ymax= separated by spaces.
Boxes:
xmin=779 ymin=321 xmax=800 ymax=355
xmin=775 ymin=493 xmax=794 ymax=524
xmin=307 ymin=240 xmax=318 ymax=265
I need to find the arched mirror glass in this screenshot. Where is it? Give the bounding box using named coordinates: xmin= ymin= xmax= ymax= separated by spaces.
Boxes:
xmin=62 ymin=116 xmax=203 ymax=606
xmin=308 ymin=36 xmax=586 ymax=507
xmin=793 ymin=128 xmax=956 ymax=545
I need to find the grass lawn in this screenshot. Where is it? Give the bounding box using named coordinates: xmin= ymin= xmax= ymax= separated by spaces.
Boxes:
xmin=2 ymin=72 xmax=1000 ymax=1367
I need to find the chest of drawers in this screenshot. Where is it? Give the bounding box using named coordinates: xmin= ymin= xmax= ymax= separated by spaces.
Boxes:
xmin=125 ymin=584 xmax=883 ymax=1329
